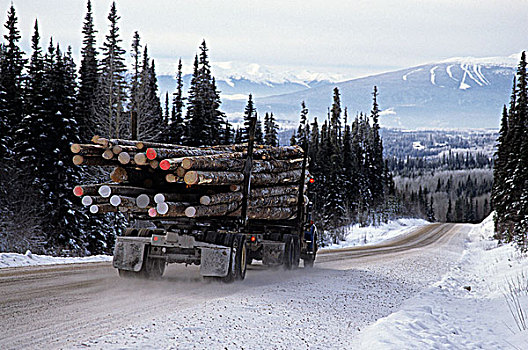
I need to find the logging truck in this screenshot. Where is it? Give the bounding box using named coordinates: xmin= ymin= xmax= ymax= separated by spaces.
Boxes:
xmin=107 ymin=118 xmax=317 ymax=282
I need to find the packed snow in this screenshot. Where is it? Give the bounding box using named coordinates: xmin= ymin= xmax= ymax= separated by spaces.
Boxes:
xmin=0 ymin=250 xmax=111 ymax=269
xmin=355 ymin=214 xmax=528 ymax=349
xmin=324 ymin=218 xmax=429 ymax=249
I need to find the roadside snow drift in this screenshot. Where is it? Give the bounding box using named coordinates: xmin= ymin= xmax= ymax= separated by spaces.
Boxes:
xmin=355 ymin=215 xmax=528 ymax=349
xmin=0 ymin=250 xmax=111 ymax=269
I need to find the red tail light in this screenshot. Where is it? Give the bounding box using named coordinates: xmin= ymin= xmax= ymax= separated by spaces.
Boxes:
xmin=250 ymin=236 xmax=256 ymax=242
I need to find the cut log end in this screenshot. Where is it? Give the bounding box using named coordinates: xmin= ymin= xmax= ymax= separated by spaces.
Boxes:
xmin=159 ymin=159 xmax=170 ymax=171
xmin=98 ymin=185 xmax=112 ymax=198
xmin=156 ymin=202 xmax=169 ymax=215
xmin=73 ymin=186 xmax=84 ymax=197
xmin=200 ymin=196 xmax=211 ymax=205
xmin=134 ymin=153 xmax=148 ymax=165
xmin=72 ymin=155 xmax=84 ymax=165
xmin=185 ymin=207 xmax=197 ymax=218
xmin=70 ymin=143 xmax=82 ymax=154
xmin=117 ymin=152 xmax=131 ymax=165
xmin=102 ymin=149 xmax=114 ymax=160
xmin=154 ymin=193 xmax=165 ymax=204
xmin=110 ymin=195 xmax=122 ymax=207
xmin=136 ymin=194 xmax=150 ymax=208
xmin=81 ymin=196 xmax=93 ymax=206
xmin=89 ymin=205 xmax=99 ymax=214
xmin=184 ymin=171 xmax=199 ymax=185
xmin=148 ymin=208 xmax=158 ymax=217
xmin=146 ymin=148 xmax=157 ymax=160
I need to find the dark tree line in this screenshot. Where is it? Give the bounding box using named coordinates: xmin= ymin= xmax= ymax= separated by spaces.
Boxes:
xmin=290 ymin=87 xmax=394 ymax=231
xmin=492 ymin=52 xmax=528 ymax=251
xmin=0 ymin=2 xmax=231 ymax=254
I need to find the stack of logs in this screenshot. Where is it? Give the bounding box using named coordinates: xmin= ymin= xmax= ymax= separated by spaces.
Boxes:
xmin=72 ymin=136 xmax=308 ymax=220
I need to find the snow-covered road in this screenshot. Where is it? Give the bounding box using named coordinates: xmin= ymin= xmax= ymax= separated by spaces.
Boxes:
xmin=0 ymin=223 xmax=471 ymax=349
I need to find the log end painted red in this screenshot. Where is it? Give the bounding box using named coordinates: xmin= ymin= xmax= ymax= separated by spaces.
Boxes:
xmin=73 ymin=186 xmax=83 ymax=197
xmin=148 ymin=208 xmax=158 ymax=217
xmin=146 ymin=148 xmax=157 ymax=160
xmin=159 ymin=159 xmax=170 ymax=171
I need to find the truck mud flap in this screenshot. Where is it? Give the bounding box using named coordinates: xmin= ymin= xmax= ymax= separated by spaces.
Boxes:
xmin=200 ymin=247 xmax=231 ymax=277
xmin=113 ymin=240 xmax=147 ymax=272
xmin=262 ymin=242 xmax=284 ymax=266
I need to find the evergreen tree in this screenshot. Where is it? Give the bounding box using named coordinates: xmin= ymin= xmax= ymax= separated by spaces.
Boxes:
xmin=77 ymin=0 xmax=99 ymax=142
xmin=255 ymin=116 xmax=264 ymax=144
xmin=129 ymin=31 xmax=141 ymax=137
xmin=93 ymin=1 xmax=128 ymax=139
xmin=242 ymin=94 xmax=256 ymax=142
xmin=185 ymin=41 xmax=225 ymax=146
xmin=168 ymin=58 xmax=185 ymax=144
xmin=0 ymin=4 xmax=26 ymax=153
xmin=136 ymin=47 xmax=163 ymax=140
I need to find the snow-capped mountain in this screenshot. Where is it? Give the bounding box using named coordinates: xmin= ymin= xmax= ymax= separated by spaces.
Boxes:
xmin=157 ymin=62 xmax=345 ymax=102
xmin=158 ymin=54 xmax=519 ymax=129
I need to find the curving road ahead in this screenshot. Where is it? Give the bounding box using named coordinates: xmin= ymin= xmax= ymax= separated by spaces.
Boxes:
xmin=0 ymin=223 xmax=466 ymax=349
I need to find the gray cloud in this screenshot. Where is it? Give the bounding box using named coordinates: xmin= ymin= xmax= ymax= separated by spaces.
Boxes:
xmin=4 ymin=0 xmax=528 ymax=77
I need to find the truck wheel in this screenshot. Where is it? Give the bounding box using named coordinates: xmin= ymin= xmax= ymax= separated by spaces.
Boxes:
xmin=303 ymin=233 xmax=318 ymax=268
xmin=283 ymin=235 xmax=294 ymax=270
xmin=235 ymin=234 xmax=248 ymax=280
xmin=292 ymin=235 xmax=300 ymax=268
xmin=222 ymin=234 xmax=247 ymax=282
xmin=141 ymin=255 xmax=166 ymax=279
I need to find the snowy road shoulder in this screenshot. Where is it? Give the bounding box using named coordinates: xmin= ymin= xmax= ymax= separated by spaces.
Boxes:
xmin=354 ymin=215 xmax=528 ymax=349
xmin=0 ymin=250 xmax=111 ymax=269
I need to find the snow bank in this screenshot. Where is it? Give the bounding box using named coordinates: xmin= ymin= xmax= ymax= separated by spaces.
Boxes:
xmin=324 ymin=218 xmax=429 ymax=250
xmin=0 ymin=250 xmax=111 ymax=269
xmin=355 ymin=214 xmax=528 ymax=349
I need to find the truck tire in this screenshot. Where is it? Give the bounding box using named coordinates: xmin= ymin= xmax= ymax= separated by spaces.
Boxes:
xmin=283 ymin=235 xmax=294 ymax=270
xmin=141 ymin=256 xmax=166 ymax=279
xmin=221 ymin=233 xmax=247 ymax=283
xmin=303 ymin=232 xmax=318 ymax=268
xmin=292 ymin=235 xmax=300 ymax=268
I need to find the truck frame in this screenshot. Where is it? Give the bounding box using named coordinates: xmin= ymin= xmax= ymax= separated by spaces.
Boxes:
xmin=112 ymin=117 xmax=317 ymax=282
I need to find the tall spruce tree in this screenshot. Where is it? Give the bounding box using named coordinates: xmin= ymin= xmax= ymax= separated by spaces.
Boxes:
xmin=1 ymin=4 xmax=26 ymax=153
xmin=93 ymin=1 xmax=128 ymax=139
xmin=242 ymin=94 xmax=256 ymax=142
xmin=264 ymin=112 xmax=279 ymax=146
xmin=77 ymin=0 xmax=99 ymax=142
xmin=168 ymin=58 xmax=185 ymax=143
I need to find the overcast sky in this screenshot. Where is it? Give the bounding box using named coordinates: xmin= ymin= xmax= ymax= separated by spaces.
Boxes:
xmin=5 ymin=0 xmax=528 ymax=78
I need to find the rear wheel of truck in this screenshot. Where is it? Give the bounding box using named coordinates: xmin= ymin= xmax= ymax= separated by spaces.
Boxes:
xmin=283 ymin=234 xmax=294 ymax=270
xmin=303 ymin=232 xmax=318 ymax=268
xmin=221 ymin=233 xmax=247 ymax=283
xmin=292 ymin=235 xmax=300 ymax=268
xmin=141 ymin=256 xmax=166 ymax=279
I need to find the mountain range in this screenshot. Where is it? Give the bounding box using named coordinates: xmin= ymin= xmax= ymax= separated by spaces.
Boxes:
xmin=157 ymin=55 xmax=519 ymax=129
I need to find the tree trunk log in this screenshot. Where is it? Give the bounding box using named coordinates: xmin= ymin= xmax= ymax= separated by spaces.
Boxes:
xmin=184 ymin=201 xmax=240 ymax=218
xmin=200 ymin=192 xmax=243 ymax=205
xmin=250 ymin=169 xmax=304 ymax=186
xmin=72 ymin=155 xmax=111 ymax=166
xmin=98 ymin=184 xmax=156 ymax=198
xmin=70 ymin=143 xmax=105 ymax=155
xmin=156 ymin=201 xmax=189 ymax=216
xmin=184 ymin=171 xmax=244 ymax=186
xmin=250 ymin=185 xmax=299 ymax=198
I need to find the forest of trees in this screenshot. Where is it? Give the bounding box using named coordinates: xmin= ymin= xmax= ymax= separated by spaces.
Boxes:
xmin=492 ymin=52 xmax=528 ymax=251
xmin=288 ymin=87 xmax=394 ymax=242
xmin=0 ymin=2 xmax=237 ymax=254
